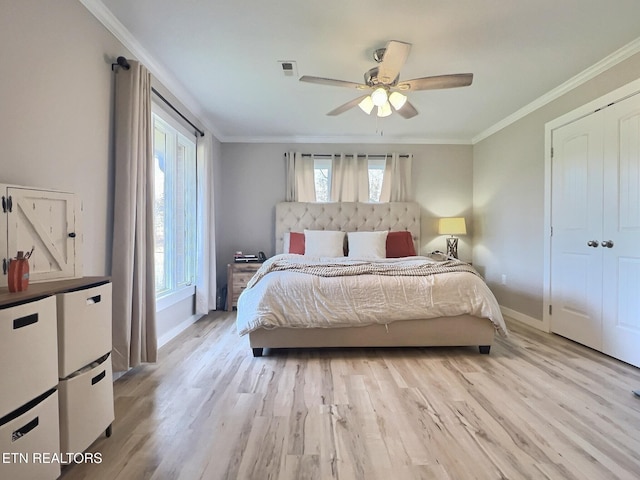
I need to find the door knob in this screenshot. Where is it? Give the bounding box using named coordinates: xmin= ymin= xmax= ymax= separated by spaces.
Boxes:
xmin=587 ymin=240 xmax=599 ymax=247
xmin=601 ymin=240 xmax=614 ymax=248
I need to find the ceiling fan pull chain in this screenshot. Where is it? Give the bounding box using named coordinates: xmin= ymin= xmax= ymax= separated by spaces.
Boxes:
xmin=375 ymin=115 xmax=384 ymax=136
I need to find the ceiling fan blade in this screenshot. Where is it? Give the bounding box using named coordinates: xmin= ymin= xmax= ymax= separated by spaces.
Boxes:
xmin=327 ymin=95 xmax=369 ymax=116
xmin=300 ymin=75 xmax=369 ymax=90
xmin=394 ymin=100 xmax=418 ymax=119
xmin=377 ymin=40 xmax=411 ymax=84
xmin=397 ymin=73 xmax=473 ymax=91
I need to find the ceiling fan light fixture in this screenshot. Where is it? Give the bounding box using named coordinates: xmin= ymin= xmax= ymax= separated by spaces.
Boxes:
xmin=377 ymin=101 xmax=392 ymax=118
xmin=371 ymin=87 xmax=388 ymax=107
xmin=389 ymin=91 xmax=407 ymax=110
xmin=300 ymin=40 xmax=473 ymax=120
xmin=358 ymin=96 xmax=374 ymax=114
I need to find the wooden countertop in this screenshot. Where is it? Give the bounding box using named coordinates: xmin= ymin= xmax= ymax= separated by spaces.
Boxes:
xmin=0 ymin=276 xmax=111 ymax=309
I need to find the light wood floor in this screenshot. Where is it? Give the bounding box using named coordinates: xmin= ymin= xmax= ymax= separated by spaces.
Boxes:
xmin=61 ymin=312 xmax=640 ymax=480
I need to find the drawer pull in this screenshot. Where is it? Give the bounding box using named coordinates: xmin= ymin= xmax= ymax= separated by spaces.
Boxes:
xmin=12 ymin=417 xmax=39 ymax=442
xmin=86 ymin=294 xmax=102 ymax=305
xmin=92 ymin=370 xmax=106 ymax=385
xmin=13 ymin=313 xmax=38 ymax=330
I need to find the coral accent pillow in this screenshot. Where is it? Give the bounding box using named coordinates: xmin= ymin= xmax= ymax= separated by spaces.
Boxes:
xmin=288 ymin=232 xmax=305 ymax=254
xmin=386 ymin=231 xmax=416 ymax=258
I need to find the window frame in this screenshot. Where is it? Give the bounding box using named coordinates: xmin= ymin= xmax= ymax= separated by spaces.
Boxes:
xmin=152 ymin=104 xmax=198 ymax=309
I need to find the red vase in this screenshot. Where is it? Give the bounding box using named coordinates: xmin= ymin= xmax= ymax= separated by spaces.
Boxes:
xmin=8 ymin=257 xmax=29 ymax=292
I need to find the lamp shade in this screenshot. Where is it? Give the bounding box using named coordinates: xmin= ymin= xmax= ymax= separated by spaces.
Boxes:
xmin=438 ymin=217 xmax=467 ymax=235
xmin=377 ymin=101 xmax=392 ymax=117
xmin=371 ymin=87 xmax=388 ymax=107
xmin=358 ymin=96 xmax=374 ymax=114
xmin=389 ymin=91 xmax=407 ymax=110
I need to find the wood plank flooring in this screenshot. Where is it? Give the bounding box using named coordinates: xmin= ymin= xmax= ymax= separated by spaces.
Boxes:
xmin=60 ymin=312 xmax=640 ymax=480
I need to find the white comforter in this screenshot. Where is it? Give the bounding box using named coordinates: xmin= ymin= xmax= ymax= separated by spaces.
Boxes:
xmin=236 ymin=254 xmax=508 ymax=336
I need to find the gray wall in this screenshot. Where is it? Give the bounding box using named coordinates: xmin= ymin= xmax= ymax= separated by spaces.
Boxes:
xmin=1 ymin=0 xmax=123 ymax=275
xmin=216 ymin=143 xmax=473 ymax=286
xmin=1 ymin=1 xmax=219 ymax=343
xmin=473 ymin=52 xmax=640 ymax=323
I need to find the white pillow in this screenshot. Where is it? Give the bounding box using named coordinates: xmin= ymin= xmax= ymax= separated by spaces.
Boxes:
xmin=347 ymin=231 xmax=389 ymax=258
xmin=303 ymin=230 xmax=345 ymax=257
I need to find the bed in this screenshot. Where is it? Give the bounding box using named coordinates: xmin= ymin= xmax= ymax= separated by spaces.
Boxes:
xmin=236 ymin=202 xmax=507 ymax=357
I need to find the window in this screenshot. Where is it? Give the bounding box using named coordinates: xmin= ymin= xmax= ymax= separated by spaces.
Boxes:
xmin=152 ymin=110 xmax=197 ymax=301
xmin=314 ymin=158 xmax=332 ymax=202
xmin=367 ymin=158 xmax=385 ymax=202
xmin=312 ymin=156 xmax=385 ymax=202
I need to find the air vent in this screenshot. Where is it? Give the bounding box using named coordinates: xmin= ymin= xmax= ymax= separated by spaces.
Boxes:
xmin=278 ymin=60 xmax=298 ymax=77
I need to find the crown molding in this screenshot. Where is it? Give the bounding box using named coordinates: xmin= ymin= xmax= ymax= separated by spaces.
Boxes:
xmin=219 ymin=134 xmax=472 ymax=145
xmin=472 ymin=36 xmax=640 ymax=144
xmin=78 ymin=0 xmax=224 ymax=141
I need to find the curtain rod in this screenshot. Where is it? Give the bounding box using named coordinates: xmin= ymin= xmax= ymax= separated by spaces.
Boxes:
xmin=289 ymin=154 xmax=410 ymax=159
xmin=152 ymin=87 xmax=204 ymax=137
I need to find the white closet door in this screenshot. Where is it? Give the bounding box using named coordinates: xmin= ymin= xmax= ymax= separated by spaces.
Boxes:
xmin=602 ymin=94 xmax=640 ymax=367
xmin=550 ymin=111 xmax=604 ymax=350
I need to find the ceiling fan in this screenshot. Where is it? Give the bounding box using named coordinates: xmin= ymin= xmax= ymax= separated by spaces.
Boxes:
xmin=299 ymin=40 xmax=473 ymax=119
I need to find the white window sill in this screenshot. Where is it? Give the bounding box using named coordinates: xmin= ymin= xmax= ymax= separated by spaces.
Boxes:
xmin=156 ymin=285 xmax=196 ymax=312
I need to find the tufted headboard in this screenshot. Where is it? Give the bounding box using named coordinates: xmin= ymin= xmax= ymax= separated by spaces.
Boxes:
xmin=275 ymin=202 xmax=421 ymax=254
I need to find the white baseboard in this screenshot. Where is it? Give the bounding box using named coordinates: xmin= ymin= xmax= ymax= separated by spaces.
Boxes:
xmin=158 ymin=314 xmax=203 ymax=348
xmin=500 ymin=306 xmax=549 ymax=332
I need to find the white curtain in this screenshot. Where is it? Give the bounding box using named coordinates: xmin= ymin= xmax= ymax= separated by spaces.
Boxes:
xmin=330 ymin=154 xmax=369 ymax=202
xmin=380 ymin=153 xmax=413 ymax=202
xmin=111 ymin=60 xmax=157 ymax=372
xmin=195 ymin=133 xmax=217 ymax=314
xmin=285 ymin=151 xmax=316 ymax=201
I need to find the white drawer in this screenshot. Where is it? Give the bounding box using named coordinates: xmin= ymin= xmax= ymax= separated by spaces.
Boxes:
xmin=0 ymin=389 xmax=60 ymax=480
xmin=57 ymin=282 xmax=112 ymax=378
xmin=59 ymin=354 xmax=114 ymax=454
xmin=0 ymin=296 xmax=58 ymax=418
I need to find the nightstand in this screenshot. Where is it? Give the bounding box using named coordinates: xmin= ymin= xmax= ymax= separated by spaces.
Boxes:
xmin=226 ymin=262 xmax=262 ymax=311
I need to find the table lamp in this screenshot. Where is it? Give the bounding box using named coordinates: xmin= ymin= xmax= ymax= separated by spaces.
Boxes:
xmin=438 ymin=217 xmax=467 ymax=258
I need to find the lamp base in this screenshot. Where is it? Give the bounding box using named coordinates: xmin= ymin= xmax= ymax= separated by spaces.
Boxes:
xmin=446 ymin=237 xmax=459 ymax=259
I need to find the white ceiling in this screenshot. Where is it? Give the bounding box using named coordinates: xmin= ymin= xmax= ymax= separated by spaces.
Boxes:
xmin=88 ymin=0 xmax=640 ymax=143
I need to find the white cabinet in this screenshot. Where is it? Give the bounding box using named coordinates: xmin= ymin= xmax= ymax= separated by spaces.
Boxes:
xmin=0 ymin=184 xmax=82 ymax=287
xmin=550 ymin=88 xmax=640 ymax=368
xmin=0 ymin=277 xmax=113 ymax=480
